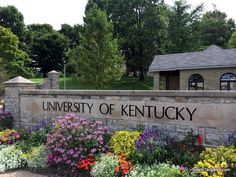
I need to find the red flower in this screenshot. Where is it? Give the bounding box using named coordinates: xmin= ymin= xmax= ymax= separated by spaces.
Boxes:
xmin=116 ymin=153 xmax=133 ymax=177
xmin=76 ymin=154 xmax=96 ymax=171
xmin=197 ymin=134 xmax=203 ymax=145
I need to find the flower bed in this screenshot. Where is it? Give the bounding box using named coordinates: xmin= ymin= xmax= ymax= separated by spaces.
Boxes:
xmin=0 ymin=113 xmax=235 ymax=177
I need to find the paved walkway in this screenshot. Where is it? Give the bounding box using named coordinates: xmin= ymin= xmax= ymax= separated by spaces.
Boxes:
xmin=0 ymin=170 xmax=47 ymax=177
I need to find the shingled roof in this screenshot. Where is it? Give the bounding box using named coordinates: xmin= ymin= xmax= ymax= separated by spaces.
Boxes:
xmin=149 ymin=45 xmax=236 ymax=72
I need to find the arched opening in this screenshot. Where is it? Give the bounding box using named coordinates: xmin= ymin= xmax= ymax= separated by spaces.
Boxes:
xmin=188 ymin=74 xmax=204 ymax=90
xmin=220 ymin=73 xmax=236 ymax=90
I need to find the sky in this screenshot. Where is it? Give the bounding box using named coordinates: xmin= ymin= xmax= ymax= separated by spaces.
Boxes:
xmin=0 ymin=0 xmax=236 ymax=30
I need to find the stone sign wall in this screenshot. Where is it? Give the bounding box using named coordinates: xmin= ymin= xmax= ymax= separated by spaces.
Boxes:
xmin=4 ymin=74 xmax=236 ymax=146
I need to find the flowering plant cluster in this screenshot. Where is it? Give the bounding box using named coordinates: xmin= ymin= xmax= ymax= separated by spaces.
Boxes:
xmin=128 ymin=163 xmax=196 ymax=177
xmin=22 ymin=145 xmax=47 ymax=169
xmin=168 ymin=130 xmax=204 ymax=168
xmin=0 ymin=145 xmax=25 ymax=172
xmin=91 ymin=154 xmax=119 ymax=177
xmin=116 ymin=153 xmax=133 ymax=177
xmin=46 ymin=114 xmax=109 ymax=169
xmin=194 ymin=145 xmax=236 ymax=177
xmin=28 ymin=118 xmax=53 ymax=133
xmin=0 ymin=111 xmax=13 ymax=131
xmin=136 ymin=128 xmax=166 ymax=151
xmin=134 ymin=128 xmax=168 ymax=164
xmin=109 ymin=131 xmax=140 ymax=157
xmin=0 ymin=129 xmax=20 ymax=145
xmin=76 ymin=154 xmax=96 ymax=171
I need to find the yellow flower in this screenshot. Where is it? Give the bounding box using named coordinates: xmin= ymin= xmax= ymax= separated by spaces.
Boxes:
xmin=197 ymin=161 xmax=204 ymax=167
xmin=220 ymin=161 xmax=227 ymax=168
xmin=201 ymin=171 xmax=209 ymax=176
xmin=217 ymin=170 xmax=223 ymax=176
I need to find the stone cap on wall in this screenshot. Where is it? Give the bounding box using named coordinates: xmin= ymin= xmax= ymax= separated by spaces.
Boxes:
xmin=4 ymin=76 xmax=35 ymax=86
xmin=19 ymin=89 xmax=236 ymax=98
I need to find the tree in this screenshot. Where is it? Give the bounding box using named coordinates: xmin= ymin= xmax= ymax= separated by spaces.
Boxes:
xmin=228 ymin=31 xmax=236 ymax=48
xmin=0 ymin=25 xmax=32 ymax=77
xmin=0 ymin=6 xmax=25 ymax=42
xmin=70 ymin=5 xmax=123 ymax=88
xmin=104 ymin=0 xmax=169 ymax=80
xmin=167 ymin=0 xmax=203 ymax=53
xmin=31 ymin=31 xmax=70 ymax=77
xmin=199 ymin=9 xmax=235 ymax=47
xmin=59 ymin=24 xmax=82 ymax=48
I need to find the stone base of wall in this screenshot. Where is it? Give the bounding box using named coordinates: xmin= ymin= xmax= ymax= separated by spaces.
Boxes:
xmin=20 ymin=113 xmax=236 ymax=146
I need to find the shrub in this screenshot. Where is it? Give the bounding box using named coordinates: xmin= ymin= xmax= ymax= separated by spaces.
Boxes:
xmin=90 ymin=154 xmax=118 ymax=177
xmin=168 ymin=130 xmax=204 ymax=168
xmin=109 ymin=131 xmax=140 ymax=158
xmin=16 ymin=118 xmax=53 ymax=153
xmin=0 ymin=111 xmax=13 ymax=131
xmin=22 ymin=145 xmax=47 ymax=169
xmin=46 ymin=114 xmax=109 ymax=169
xmin=0 ymin=145 xmax=25 ymax=172
xmin=194 ymin=145 xmax=236 ymax=177
xmin=16 ymin=128 xmax=48 ymax=153
xmin=0 ymin=129 xmax=21 ymax=145
xmin=133 ymin=128 xmax=168 ymax=164
xmin=128 ymin=163 xmax=196 ymax=177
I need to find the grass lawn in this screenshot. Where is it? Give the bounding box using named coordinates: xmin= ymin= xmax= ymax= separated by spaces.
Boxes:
xmin=30 ymin=75 xmax=153 ymax=90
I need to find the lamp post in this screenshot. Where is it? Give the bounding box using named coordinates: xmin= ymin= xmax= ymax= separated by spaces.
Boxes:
xmin=64 ymin=60 xmax=66 ymax=90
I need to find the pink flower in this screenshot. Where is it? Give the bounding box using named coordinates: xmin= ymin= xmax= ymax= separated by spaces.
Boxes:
xmin=69 ymin=149 xmax=74 ymax=155
xmin=48 ymin=153 xmax=53 ymax=160
xmin=179 ymin=166 xmax=186 ymax=171
xmin=91 ymin=148 xmax=97 ymax=153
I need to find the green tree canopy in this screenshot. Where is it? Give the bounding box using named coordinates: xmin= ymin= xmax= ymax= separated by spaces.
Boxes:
xmin=167 ymin=0 xmax=203 ymax=53
xmin=228 ymin=30 xmax=236 ymax=48
xmin=0 ymin=5 xmax=25 ymax=42
xmin=70 ymin=4 xmax=123 ymax=88
xmin=104 ymin=0 xmax=170 ymax=80
xmin=0 ymin=25 xmax=32 ymax=77
xmin=31 ymin=31 xmax=70 ymax=77
xmin=199 ymin=9 xmax=235 ymax=47
xmin=59 ymin=24 xmax=82 ymax=48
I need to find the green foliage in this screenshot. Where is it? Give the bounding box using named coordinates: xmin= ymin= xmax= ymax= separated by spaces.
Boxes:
xmin=16 ymin=128 xmax=48 ymax=153
xmin=199 ymin=9 xmax=235 ymax=47
xmin=0 ymin=25 xmax=32 ymax=77
xmin=228 ymin=30 xmax=236 ymax=48
xmin=128 ymin=163 xmax=196 ymax=177
xmin=31 ymin=31 xmax=70 ymax=77
xmin=0 ymin=145 xmax=25 ymax=172
xmin=22 ymin=145 xmax=47 ymax=169
xmin=0 ymin=111 xmax=13 ymax=131
xmin=109 ymin=131 xmax=140 ymax=157
xmin=168 ymin=130 xmax=204 ymax=168
xmin=70 ymin=5 xmax=123 ymax=88
xmin=90 ymin=154 xmax=118 ymax=177
xmin=59 ymin=24 xmax=82 ymax=48
xmin=105 ymin=0 xmax=170 ymax=80
xmin=0 ymin=5 xmax=25 ymax=42
xmin=167 ymin=0 xmax=203 ymax=53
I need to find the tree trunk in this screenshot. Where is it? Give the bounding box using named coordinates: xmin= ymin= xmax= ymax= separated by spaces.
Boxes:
xmin=139 ymin=67 xmax=145 ymax=81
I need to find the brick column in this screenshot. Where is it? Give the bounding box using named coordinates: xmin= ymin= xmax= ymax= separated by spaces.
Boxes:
xmin=4 ymin=76 xmax=35 ymax=128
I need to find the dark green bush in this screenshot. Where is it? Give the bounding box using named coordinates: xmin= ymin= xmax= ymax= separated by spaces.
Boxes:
xmin=0 ymin=111 xmax=13 ymax=131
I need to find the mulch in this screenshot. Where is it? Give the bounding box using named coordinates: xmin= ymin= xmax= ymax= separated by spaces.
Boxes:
xmin=0 ymin=170 xmax=47 ymax=177
xmin=0 ymin=170 xmax=92 ymax=177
